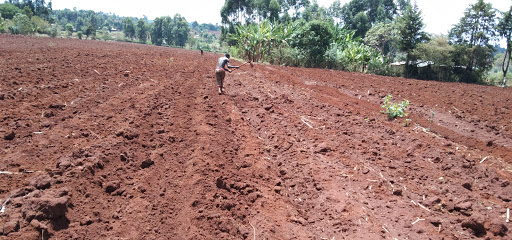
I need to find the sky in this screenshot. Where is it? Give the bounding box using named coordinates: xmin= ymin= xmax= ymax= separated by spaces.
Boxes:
xmin=51 ymin=0 xmax=511 ymax=36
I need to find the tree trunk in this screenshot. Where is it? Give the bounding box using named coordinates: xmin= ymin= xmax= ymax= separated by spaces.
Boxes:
xmin=502 ymin=44 xmax=511 ymax=87
xmin=404 ymin=52 xmax=411 ymax=78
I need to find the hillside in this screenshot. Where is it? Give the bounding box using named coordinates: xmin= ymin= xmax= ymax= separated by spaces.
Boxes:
xmin=1 ymin=35 xmax=511 ymax=239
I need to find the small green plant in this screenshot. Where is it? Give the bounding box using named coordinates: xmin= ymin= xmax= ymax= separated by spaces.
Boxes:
xmin=427 ymin=111 xmax=435 ymax=131
xmin=381 ymin=94 xmax=410 ymax=120
xmin=403 ymin=118 xmax=412 ymax=127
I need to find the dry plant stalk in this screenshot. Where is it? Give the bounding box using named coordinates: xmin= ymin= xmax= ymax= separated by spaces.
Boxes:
xmin=249 ymin=221 xmax=256 ymax=240
xmin=411 ymin=217 xmax=425 ymax=225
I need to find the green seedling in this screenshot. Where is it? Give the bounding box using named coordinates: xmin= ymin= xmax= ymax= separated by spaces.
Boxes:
xmin=403 ymin=118 xmax=412 ymax=127
xmin=427 ymin=111 xmax=435 ymax=131
xmin=381 ymin=94 xmax=409 ymax=120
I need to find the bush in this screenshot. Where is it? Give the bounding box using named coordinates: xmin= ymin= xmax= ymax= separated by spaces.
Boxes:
xmin=48 ymin=26 xmax=58 ymax=37
xmin=11 ymin=13 xmax=32 ymax=35
xmin=0 ymin=14 xmax=6 ymax=33
xmin=381 ymin=95 xmax=409 ymax=120
xmin=65 ymin=23 xmax=73 ymax=36
xmin=101 ymin=27 xmax=112 ymax=41
xmin=31 ymin=16 xmax=49 ymax=34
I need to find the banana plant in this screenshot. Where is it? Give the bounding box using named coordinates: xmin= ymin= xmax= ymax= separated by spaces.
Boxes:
xmin=227 ymin=20 xmax=292 ymax=63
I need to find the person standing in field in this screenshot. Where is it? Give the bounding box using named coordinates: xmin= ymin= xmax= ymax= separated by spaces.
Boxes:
xmin=215 ymin=53 xmax=238 ymax=94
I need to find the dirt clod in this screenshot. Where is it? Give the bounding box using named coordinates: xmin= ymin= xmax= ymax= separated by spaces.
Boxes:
xmin=105 ymin=181 xmax=120 ymax=194
xmin=4 ymin=131 xmax=15 ymax=140
xmin=140 ymin=159 xmax=154 ymax=169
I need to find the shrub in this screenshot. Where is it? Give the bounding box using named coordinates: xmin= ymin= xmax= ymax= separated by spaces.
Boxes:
xmin=48 ymin=25 xmax=58 ymax=37
xmin=31 ymin=16 xmax=49 ymax=34
xmin=0 ymin=14 xmax=6 ymax=33
xmin=381 ymin=94 xmax=409 ymax=120
xmin=65 ymin=23 xmax=73 ymax=36
xmin=11 ymin=13 xmax=32 ymax=35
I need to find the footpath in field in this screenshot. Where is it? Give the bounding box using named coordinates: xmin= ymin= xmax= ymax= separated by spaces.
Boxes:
xmin=1 ymin=35 xmax=511 ymax=239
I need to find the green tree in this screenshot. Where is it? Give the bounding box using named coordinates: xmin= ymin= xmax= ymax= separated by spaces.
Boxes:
xmin=84 ymin=24 xmax=96 ymax=39
xmin=75 ymin=16 xmax=85 ymax=32
xmin=290 ymin=20 xmax=333 ymax=67
xmin=0 ymin=13 xmax=6 ymax=33
xmin=221 ymin=0 xmax=256 ymax=25
xmin=353 ymin=11 xmax=370 ymax=38
xmin=151 ymin=17 xmax=164 ymax=46
xmin=34 ymin=0 xmax=52 ymax=20
xmin=364 ymin=21 xmax=399 ymax=61
xmin=284 ymin=0 xmax=309 ymax=20
xmin=83 ymin=11 xmax=97 ymax=39
xmin=31 ymin=15 xmax=48 ymax=33
xmin=11 ymin=12 xmax=32 ymax=34
xmin=328 ymin=0 xmax=343 ymax=24
xmin=123 ymin=17 xmax=135 ymax=40
xmin=498 ymin=6 xmax=512 ymax=87
xmin=172 ymin=14 xmax=189 ymax=47
xmin=268 ymin=0 xmax=281 ymax=22
xmin=367 ymin=0 xmax=396 ymax=23
xmin=101 ymin=26 xmax=111 ymax=41
xmin=255 ymin=0 xmax=281 ymax=22
xmin=65 ymin=23 xmax=73 ymax=36
xmin=162 ymin=16 xmax=173 ymax=45
xmin=413 ymin=35 xmax=454 ymax=67
xmin=0 ymin=3 xmax=21 ymax=19
xmin=412 ymin=35 xmax=455 ymax=81
xmin=302 ymin=0 xmax=330 ymax=22
xmin=340 ymin=0 xmax=397 ymax=38
xmin=397 ymin=1 xmax=428 ymax=78
xmin=136 ymin=18 xmax=147 ymax=43
xmin=449 ymin=0 xmax=497 ymax=82
xmin=22 ymin=5 xmax=32 ymax=18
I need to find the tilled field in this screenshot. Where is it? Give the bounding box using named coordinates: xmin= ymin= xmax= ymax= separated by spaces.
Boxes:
xmin=1 ymin=35 xmax=511 ymax=239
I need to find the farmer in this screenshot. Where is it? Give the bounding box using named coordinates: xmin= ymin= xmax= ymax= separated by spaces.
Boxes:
xmin=215 ymin=53 xmax=239 ymax=94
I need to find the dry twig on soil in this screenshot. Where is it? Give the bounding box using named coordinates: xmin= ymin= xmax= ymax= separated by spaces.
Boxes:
xmin=411 ymin=200 xmax=431 ymax=212
xmin=411 ymin=217 xmax=425 ymax=225
xmin=300 ymin=116 xmax=314 ymax=128
xmin=249 ymin=221 xmax=256 ymax=240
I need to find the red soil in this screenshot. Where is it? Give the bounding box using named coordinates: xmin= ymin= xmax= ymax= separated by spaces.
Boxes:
xmin=1 ymin=35 xmax=511 ymax=239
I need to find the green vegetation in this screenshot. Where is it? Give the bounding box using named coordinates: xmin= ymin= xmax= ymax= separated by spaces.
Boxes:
xmin=381 ymin=95 xmax=409 ymax=120
xmin=1 ymin=0 xmax=510 ymax=86
xmin=497 ymin=5 xmax=512 ymax=86
xmin=449 ymin=0 xmax=497 ymax=83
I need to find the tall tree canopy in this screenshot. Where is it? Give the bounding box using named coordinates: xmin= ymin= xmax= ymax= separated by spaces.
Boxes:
xmin=221 ymin=0 xmax=255 ymax=25
xmin=6 ymin=0 xmax=51 ymax=20
xmin=123 ymin=17 xmax=136 ymax=40
xmin=449 ymin=0 xmax=497 ymax=82
xmin=340 ymin=0 xmax=397 ymax=38
xmin=397 ymin=1 xmax=428 ymax=77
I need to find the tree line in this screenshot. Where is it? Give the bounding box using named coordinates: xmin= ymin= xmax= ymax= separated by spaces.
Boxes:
xmin=222 ymin=0 xmax=512 ymax=85
xmin=0 ymin=1 xmax=193 ymax=47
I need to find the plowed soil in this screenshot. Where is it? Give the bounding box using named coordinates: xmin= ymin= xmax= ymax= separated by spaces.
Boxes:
xmin=1 ymin=35 xmax=512 ymax=239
